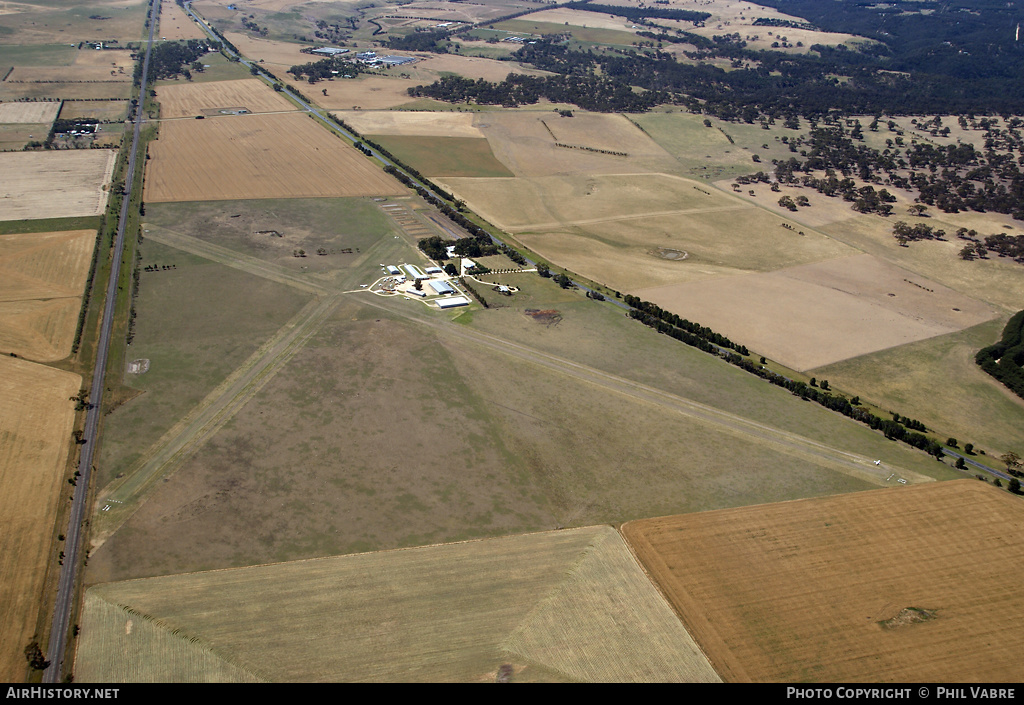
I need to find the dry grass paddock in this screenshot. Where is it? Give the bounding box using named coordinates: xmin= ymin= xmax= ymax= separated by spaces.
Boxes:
xmin=413 ymin=53 xmax=551 ymax=82
xmin=72 ymin=48 xmax=136 ymax=70
xmin=76 ymin=526 xmax=719 ymax=682
xmin=622 ymin=480 xmax=1024 ymax=682
xmin=0 ymin=100 xmax=59 ymax=123
xmin=0 ymin=0 xmax=149 ymax=45
xmin=58 ymin=99 xmax=127 ymax=121
xmin=154 ymin=78 xmax=296 ymax=119
xmin=0 ymin=150 xmax=115 ymax=220
xmin=470 ymin=110 xmax=677 ymax=178
xmin=158 ymin=0 xmax=208 ymax=40
xmin=0 ymin=81 xmax=131 ymax=101
xmin=517 ymin=7 xmax=644 ymax=32
xmin=221 ymin=33 xmax=313 ymax=71
xmin=337 ymin=109 xmax=484 ymax=138
xmin=0 ymin=355 xmax=81 ymax=682
xmin=634 ymin=253 xmax=996 ymax=371
xmin=440 ymin=173 xmax=735 ymax=231
xmin=143 ymin=112 xmax=404 ymax=202
xmin=285 ymin=74 xmax=418 ymax=110
xmin=7 ymin=66 xmax=131 ymax=82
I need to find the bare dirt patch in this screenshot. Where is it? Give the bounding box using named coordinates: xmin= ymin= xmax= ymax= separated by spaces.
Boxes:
xmin=0 ymin=355 xmax=80 ymax=682
xmin=154 ymin=78 xmax=295 ymax=119
xmin=143 ymin=112 xmax=403 ymax=202
xmin=0 ymin=100 xmax=58 ymax=123
xmin=0 ymin=150 xmax=115 ymax=220
xmin=622 ymin=480 xmax=1024 ymax=682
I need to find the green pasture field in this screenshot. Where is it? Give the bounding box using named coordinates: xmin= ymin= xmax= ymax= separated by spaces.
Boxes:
xmin=0 ymin=1 xmax=149 ymax=45
xmin=494 ymin=19 xmax=639 ymax=48
xmin=0 ymin=44 xmax=77 ymax=67
xmin=460 ymin=270 xmax=955 ymax=482
xmin=813 ymin=316 xmax=1024 ymax=456
xmin=78 ymin=526 xmax=718 ymax=682
xmin=0 ymin=214 xmax=101 ymax=234
xmin=0 ymin=122 xmax=48 ymax=150
xmin=631 ymin=110 xmax=801 ymax=181
xmin=369 ymin=135 xmax=514 ymax=178
xmin=155 ymin=52 xmax=252 ymax=86
xmin=143 ymin=198 xmax=407 ymax=290
xmin=94 ymin=239 xmax=312 ymax=489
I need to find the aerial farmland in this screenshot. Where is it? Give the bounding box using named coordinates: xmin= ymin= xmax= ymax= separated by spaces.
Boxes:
xmin=2 ymin=0 xmax=1023 ymax=686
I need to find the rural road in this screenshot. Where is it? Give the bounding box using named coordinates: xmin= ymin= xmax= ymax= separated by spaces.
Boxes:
xmin=43 ymin=0 xmax=160 ymax=683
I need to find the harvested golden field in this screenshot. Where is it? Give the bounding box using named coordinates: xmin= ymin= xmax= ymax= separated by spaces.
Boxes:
xmin=58 ymin=99 xmax=127 ymax=121
xmin=635 ymin=253 xmax=996 ymax=371
xmin=159 ymin=0 xmax=207 ymax=40
xmin=471 ymin=110 xmax=677 ymax=177
xmin=337 ymin=109 xmax=484 ymax=138
xmin=0 ymin=355 xmax=81 ymax=682
xmin=0 ymin=150 xmax=116 ymax=220
xmin=7 ymin=66 xmax=131 ymax=82
xmin=77 ymin=526 xmax=719 ymax=682
xmin=154 ymin=78 xmax=295 ymax=119
xmin=623 ymin=480 xmax=1024 ymax=683
xmin=0 ymin=100 xmax=58 ymax=123
xmin=144 ymin=112 xmax=403 ymax=202
xmin=0 ymin=229 xmax=96 ymax=361
xmin=0 ymin=229 xmax=96 ymax=301
xmin=0 ymin=298 xmax=81 ymax=361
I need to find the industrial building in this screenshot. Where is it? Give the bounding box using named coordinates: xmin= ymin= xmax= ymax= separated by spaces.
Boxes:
xmin=436 ymin=296 xmax=470 ymax=308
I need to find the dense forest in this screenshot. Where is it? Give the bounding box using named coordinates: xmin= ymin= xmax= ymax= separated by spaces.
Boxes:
xmin=410 ymin=0 xmax=1024 ymax=116
xmin=976 ymin=310 xmax=1024 ymax=399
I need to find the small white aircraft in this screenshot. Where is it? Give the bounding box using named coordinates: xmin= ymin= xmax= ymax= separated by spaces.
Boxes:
xmin=874 ymin=460 xmax=881 ymax=465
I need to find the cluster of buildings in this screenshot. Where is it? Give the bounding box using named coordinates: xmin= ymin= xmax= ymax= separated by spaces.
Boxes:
xmin=355 ymin=51 xmax=416 ymax=67
xmin=380 ymin=264 xmax=469 ymax=309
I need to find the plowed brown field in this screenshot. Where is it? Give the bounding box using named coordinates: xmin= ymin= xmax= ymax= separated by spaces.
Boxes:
xmin=0 ymin=355 xmax=81 ymax=682
xmin=155 ymin=78 xmax=295 ymax=119
xmin=622 ymin=480 xmax=1024 ymax=682
xmin=143 ymin=112 xmax=403 ymax=202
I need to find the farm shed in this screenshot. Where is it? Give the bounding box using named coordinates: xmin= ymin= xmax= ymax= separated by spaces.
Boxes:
xmin=436 ymin=296 xmax=470 ymax=308
xmin=386 ymin=265 xmax=401 ymax=275
xmin=428 ymin=280 xmax=455 ymax=295
xmin=402 ymin=264 xmax=429 ymax=281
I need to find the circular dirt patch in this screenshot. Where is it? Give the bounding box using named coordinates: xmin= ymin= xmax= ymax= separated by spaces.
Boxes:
xmin=650 ymin=247 xmax=689 ymax=261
